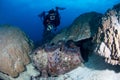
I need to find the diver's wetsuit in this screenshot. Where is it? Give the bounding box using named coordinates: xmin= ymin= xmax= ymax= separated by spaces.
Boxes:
xmin=43 ymin=9 xmax=60 ymax=31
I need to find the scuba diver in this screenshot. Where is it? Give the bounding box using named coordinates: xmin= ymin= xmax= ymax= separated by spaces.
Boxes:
xmin=39 ymin=7 xmax=65 ymax=32
xmin=38 ymin=7 xmax=65 ymax=45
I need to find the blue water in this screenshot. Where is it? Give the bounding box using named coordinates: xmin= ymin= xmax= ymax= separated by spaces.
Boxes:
xmin=0 ymin=0 xmax=120 ymax=43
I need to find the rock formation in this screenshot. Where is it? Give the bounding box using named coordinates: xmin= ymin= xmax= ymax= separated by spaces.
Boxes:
xmin=0 ymin=25 xmax=33 ymax=77
xmin=31 ymin=3 xmax=120 ymax=80
xmin=94 ymin=3 xmax=120 ymax=65
xmin=51 ymin=12 xmax=102 ymax=44
xmin=32 ymin=40 xmax=84 ymax=78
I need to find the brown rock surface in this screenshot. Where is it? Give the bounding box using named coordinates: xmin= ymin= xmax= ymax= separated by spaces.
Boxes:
xmin=0 ymin=25 xmax=33 ymax=77
xmin=94 ymin=3 xmax=120 ymax=65
xmin=32 ymin=40 xmax=84 ymax=77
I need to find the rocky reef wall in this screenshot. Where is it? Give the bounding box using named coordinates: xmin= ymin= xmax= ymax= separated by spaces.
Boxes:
xmin=94 ymin=3 xmax=120 ymax=65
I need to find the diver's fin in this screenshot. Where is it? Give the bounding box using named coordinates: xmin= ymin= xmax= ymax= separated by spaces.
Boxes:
xmin=56 ymin=7 xmax=66 ymax=10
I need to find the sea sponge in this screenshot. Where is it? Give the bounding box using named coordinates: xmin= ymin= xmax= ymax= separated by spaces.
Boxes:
xmin=0 ymin=25 xmax=33 ymax=77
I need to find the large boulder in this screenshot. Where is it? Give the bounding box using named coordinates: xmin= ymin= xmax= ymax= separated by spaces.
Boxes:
xmin=32 ymin=40 xmax=84 ymax=78
xmin=94 ymin=3 xmax=120 ymax=65
xmin=0 ymin=25 xmax=33 ymax=77
xmin=51 ymin=12 xmax=102 ymax=44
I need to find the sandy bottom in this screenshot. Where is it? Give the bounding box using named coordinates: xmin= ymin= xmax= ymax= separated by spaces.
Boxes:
xmin=1 ymin=53 xmax=120 ymax=80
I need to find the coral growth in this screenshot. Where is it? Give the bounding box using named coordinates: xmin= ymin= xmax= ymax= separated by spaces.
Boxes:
xmin=0 ymin=25 xmax=33 ymax=77
xmin=32 ymin=40 xmax=84 ymax=77
xmin=94 ymin=3 xmax=120 ymax=65
xmin=51 ymin=12 xmax=102 ymax=44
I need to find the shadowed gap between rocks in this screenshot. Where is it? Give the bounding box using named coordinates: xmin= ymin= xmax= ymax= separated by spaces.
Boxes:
xmin=75 ymin=37 xmax=93 ymax=62
xmin=74 ymin=37 xmax=120 ymax=73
